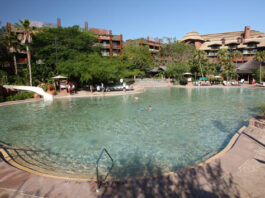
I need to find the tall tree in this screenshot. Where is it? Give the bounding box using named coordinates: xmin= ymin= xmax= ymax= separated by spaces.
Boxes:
xmin=231 ymin=51 xmax=242 ymax=80
xmin=165 ymin=62 xmax=190 ymax=80
xmin=19 ymin=19 xmax=34 ymax=86
xmin=121 ymin=43 xmax=154 ymax=78
xmin=160 ymin=39 xmax=195 ymax=65
xmin=192 ymin=50 xmax=208 ymax=78
xmin=217 ymin=49 xmax=235 ymax=81
xmin=0 ymin=23 xmax=11 ymax=68
xmin=5 ymin=32 xmax=20 ymax=75
xmin=254 ymin=51 xmax=265 ymax=83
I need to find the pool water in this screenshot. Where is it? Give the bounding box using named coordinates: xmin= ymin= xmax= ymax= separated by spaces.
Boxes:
xmin=0 ymin=87 xmax=264 ymax=180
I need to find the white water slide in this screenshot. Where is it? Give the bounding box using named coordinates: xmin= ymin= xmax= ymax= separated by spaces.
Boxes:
xmin=3 ymin=85 xmax=53 ymax=101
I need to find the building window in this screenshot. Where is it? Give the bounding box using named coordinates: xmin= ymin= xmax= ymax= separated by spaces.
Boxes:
xmin=247 ymin=43 xmax=257 ymax=48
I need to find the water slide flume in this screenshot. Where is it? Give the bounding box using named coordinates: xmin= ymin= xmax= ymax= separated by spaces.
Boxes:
xmin=3 ymin=85 xmax=53 ymax=101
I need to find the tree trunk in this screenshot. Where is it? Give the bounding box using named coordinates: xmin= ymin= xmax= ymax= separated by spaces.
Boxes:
xmin=13 ymin=54 xmax=17 ymax=75
xmin=26 ymin=45 xmax=32 ymax=86
xmin=199 ymin=61 xmax=204 ymax=78
xmin=259 ymin=63 xmax=261 ymax=84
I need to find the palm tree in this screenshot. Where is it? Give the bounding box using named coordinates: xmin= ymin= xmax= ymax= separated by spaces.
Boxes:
xmin=5 ymin=32 xmax=20 ymax=75
xmin=254 ymin=51 xmax=265 ymax=83
xmin=19 ymin=19 xmax=34 ymax=86
xmin=231 ymin=51 xmax=242 ymax=65
xmin=217 ymin=49 xmax=231 ymax=81
xmin=193 ymin=50 xmax=207 ymax=78
xmin=231 ymin=51 xmax=242 ymax=80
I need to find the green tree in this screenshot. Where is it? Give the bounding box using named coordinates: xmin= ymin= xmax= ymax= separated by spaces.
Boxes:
xmin=231 ymin=51 xmax=242 ymax=65
xmin=57 ymin=53 xmax=123 ymax=85
xmin=31 ymin=26 xmax=99 ymax=84
xmin=203 ymin=62 xmax=220 ymax=76
xmin=254 ymin=51 xmax=265 ymax=83
xmin=191 ymin=50 xmax=208 ymax=78
xmin=231 ymin=51 xmax=242 ymax=80
xmin=165 ymin=62 xmax=190 ymax=80
xmin=217 ymin=49 xmax=235 ymax=81
xmin=160 ymin=39 xmax=195 ymax=65
xmin=0 ymin=24 xmax=11 ymax=68
xmin=19 ymin=20 xmax=34 ymax=86
xmin=4 ymin=32 xmax=21 ymax=75
xmin=121 ymin=43 xmax=154 ymax=78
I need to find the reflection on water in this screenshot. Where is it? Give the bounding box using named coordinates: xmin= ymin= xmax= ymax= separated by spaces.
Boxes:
xmin=0 ymin=87 xmax=264 ymax=179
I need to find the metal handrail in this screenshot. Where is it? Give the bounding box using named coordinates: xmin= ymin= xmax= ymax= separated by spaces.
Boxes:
xmin=96 ymin=148 xmax=113 ymax=192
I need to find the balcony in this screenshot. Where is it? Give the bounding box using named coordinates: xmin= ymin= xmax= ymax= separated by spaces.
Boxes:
xmin=101 ymin=43 xmax=110 ymax=48
xmin=149 ymin=49 xmax=159 ymax=53
xmin=112 ymin=44 xmax=121 ymax=49
xmin=101 ymin=52 xmax=110 ymax=56
xmin=98 ymin=36 xmax=110 ymax=40
xmin=208 ymin=52 xmax=217 ymax=56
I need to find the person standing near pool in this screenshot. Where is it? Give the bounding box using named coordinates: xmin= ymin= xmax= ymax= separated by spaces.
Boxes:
xmin=67 ymin=83 xmax=71 ymax=94
xmin=71 ymin=84 xmax=75 ymax=94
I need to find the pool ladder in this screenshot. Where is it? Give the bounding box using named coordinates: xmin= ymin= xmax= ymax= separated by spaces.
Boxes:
xmin=96 ymin=148 xmax=113 ymax=192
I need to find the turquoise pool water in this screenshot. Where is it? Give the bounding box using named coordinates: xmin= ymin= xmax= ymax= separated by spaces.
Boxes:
xmin=0 ymin=87 xmax=264 ymax=180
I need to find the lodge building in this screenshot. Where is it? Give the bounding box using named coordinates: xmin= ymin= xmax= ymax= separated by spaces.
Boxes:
xmin=181 ymin=26 xmax=265 ymax=79
xmin=125 ymin=37 xmax=161 ymax=57
xmin=85 ymin=22 xmax=123 ymax=57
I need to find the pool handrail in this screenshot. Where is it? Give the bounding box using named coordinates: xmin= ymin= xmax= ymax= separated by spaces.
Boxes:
xmin=96 ymin=148 xmax=113 ymax=192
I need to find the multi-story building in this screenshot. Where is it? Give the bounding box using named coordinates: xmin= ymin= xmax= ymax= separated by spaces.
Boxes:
xmin=181 ymin=26 xmax=265 ymax=80
xmin=85 ymin=22 xmax=123 ymax=57
xmin=125 ymin=36 xmax=161 ymax=57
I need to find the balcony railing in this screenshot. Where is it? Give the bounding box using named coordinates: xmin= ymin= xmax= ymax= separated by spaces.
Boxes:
xmin=149 ymin=49 xmax=159 ymax=52
xmin=101 ymin=52 xmax=110 ymax=56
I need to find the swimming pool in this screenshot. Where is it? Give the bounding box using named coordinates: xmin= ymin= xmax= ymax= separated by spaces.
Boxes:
xmin=0 ymin=87 xmax=264 ymax=180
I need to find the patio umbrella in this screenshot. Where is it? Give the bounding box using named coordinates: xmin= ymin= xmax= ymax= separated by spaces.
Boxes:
xmin=52 ymin=75 xmax=68 ymax=79
xmin=183 ymin=72 xmax=192 ymax=76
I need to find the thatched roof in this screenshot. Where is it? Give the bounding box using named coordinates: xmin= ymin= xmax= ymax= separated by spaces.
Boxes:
xmin=236 ymin=59 xmax=260 ymax=74
xmin=225 ymin=40 xmax=240 ymax=45
xmin=181 ymin=31 xmax=205 ymax=41
xmin=200 ymin=30 xmax=265 ymax=41
xmin=151 ymin=66 xmax=167 ymax=72
xmin=244 ymin=38 xmax=261 ymax=44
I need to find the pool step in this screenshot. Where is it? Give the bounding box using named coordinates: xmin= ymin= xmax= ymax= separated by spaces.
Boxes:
xmin=241 ymin=126 xmax=265 ymax=148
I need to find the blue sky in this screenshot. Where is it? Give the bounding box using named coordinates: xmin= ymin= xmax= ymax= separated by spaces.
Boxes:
xmin=0 ymin=0 xmax=265 ymax=41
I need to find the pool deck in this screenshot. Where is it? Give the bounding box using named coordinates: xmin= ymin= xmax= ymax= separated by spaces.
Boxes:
xmin=1 ymin=118 xmax=265 ymax=198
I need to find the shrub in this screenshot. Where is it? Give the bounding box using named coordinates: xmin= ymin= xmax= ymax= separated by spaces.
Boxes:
xmin=179 ymin=78 xmax=187 ymax=85
xmin=6 ymin=91 xmax=34 ymax=101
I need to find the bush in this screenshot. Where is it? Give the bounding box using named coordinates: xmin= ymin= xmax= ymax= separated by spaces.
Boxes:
xmin=179 ymin=78 xmax=187 ymax=85
xmin=0 ymin=96 xmax=5 ymax=102
xmin=6 ymin=91 xmax=34 ymax=101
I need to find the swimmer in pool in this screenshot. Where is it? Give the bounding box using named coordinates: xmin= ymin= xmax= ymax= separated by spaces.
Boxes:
xmin=148 ymin=105 xmax=152 ymax=111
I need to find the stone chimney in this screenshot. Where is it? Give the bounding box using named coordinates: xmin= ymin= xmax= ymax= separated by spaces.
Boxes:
xmin=6 ymin=22 xmax=11 ymax=35
xmin=57 ymin=17 xmax=61 ymax=27
xmin=244 ymin=26 xmax=250 ymax=39
xmin=85 ymin=21 xmax=88 ymax=31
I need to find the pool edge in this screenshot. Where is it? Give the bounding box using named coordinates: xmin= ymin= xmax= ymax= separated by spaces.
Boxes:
xmin=0 ymin=125 xmax=247 ymax=182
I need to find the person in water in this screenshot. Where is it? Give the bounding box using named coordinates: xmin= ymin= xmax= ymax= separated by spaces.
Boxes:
xmin=148 ymin=105 xmax=152 ymax=111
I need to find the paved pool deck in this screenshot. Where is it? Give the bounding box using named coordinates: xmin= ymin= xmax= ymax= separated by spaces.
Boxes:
xmin=0 ymin=119 xmax=265 ymax=198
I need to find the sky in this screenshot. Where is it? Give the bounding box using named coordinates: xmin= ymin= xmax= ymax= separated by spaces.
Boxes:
xmin=1 ymin=0 xmax=265 ymax=41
